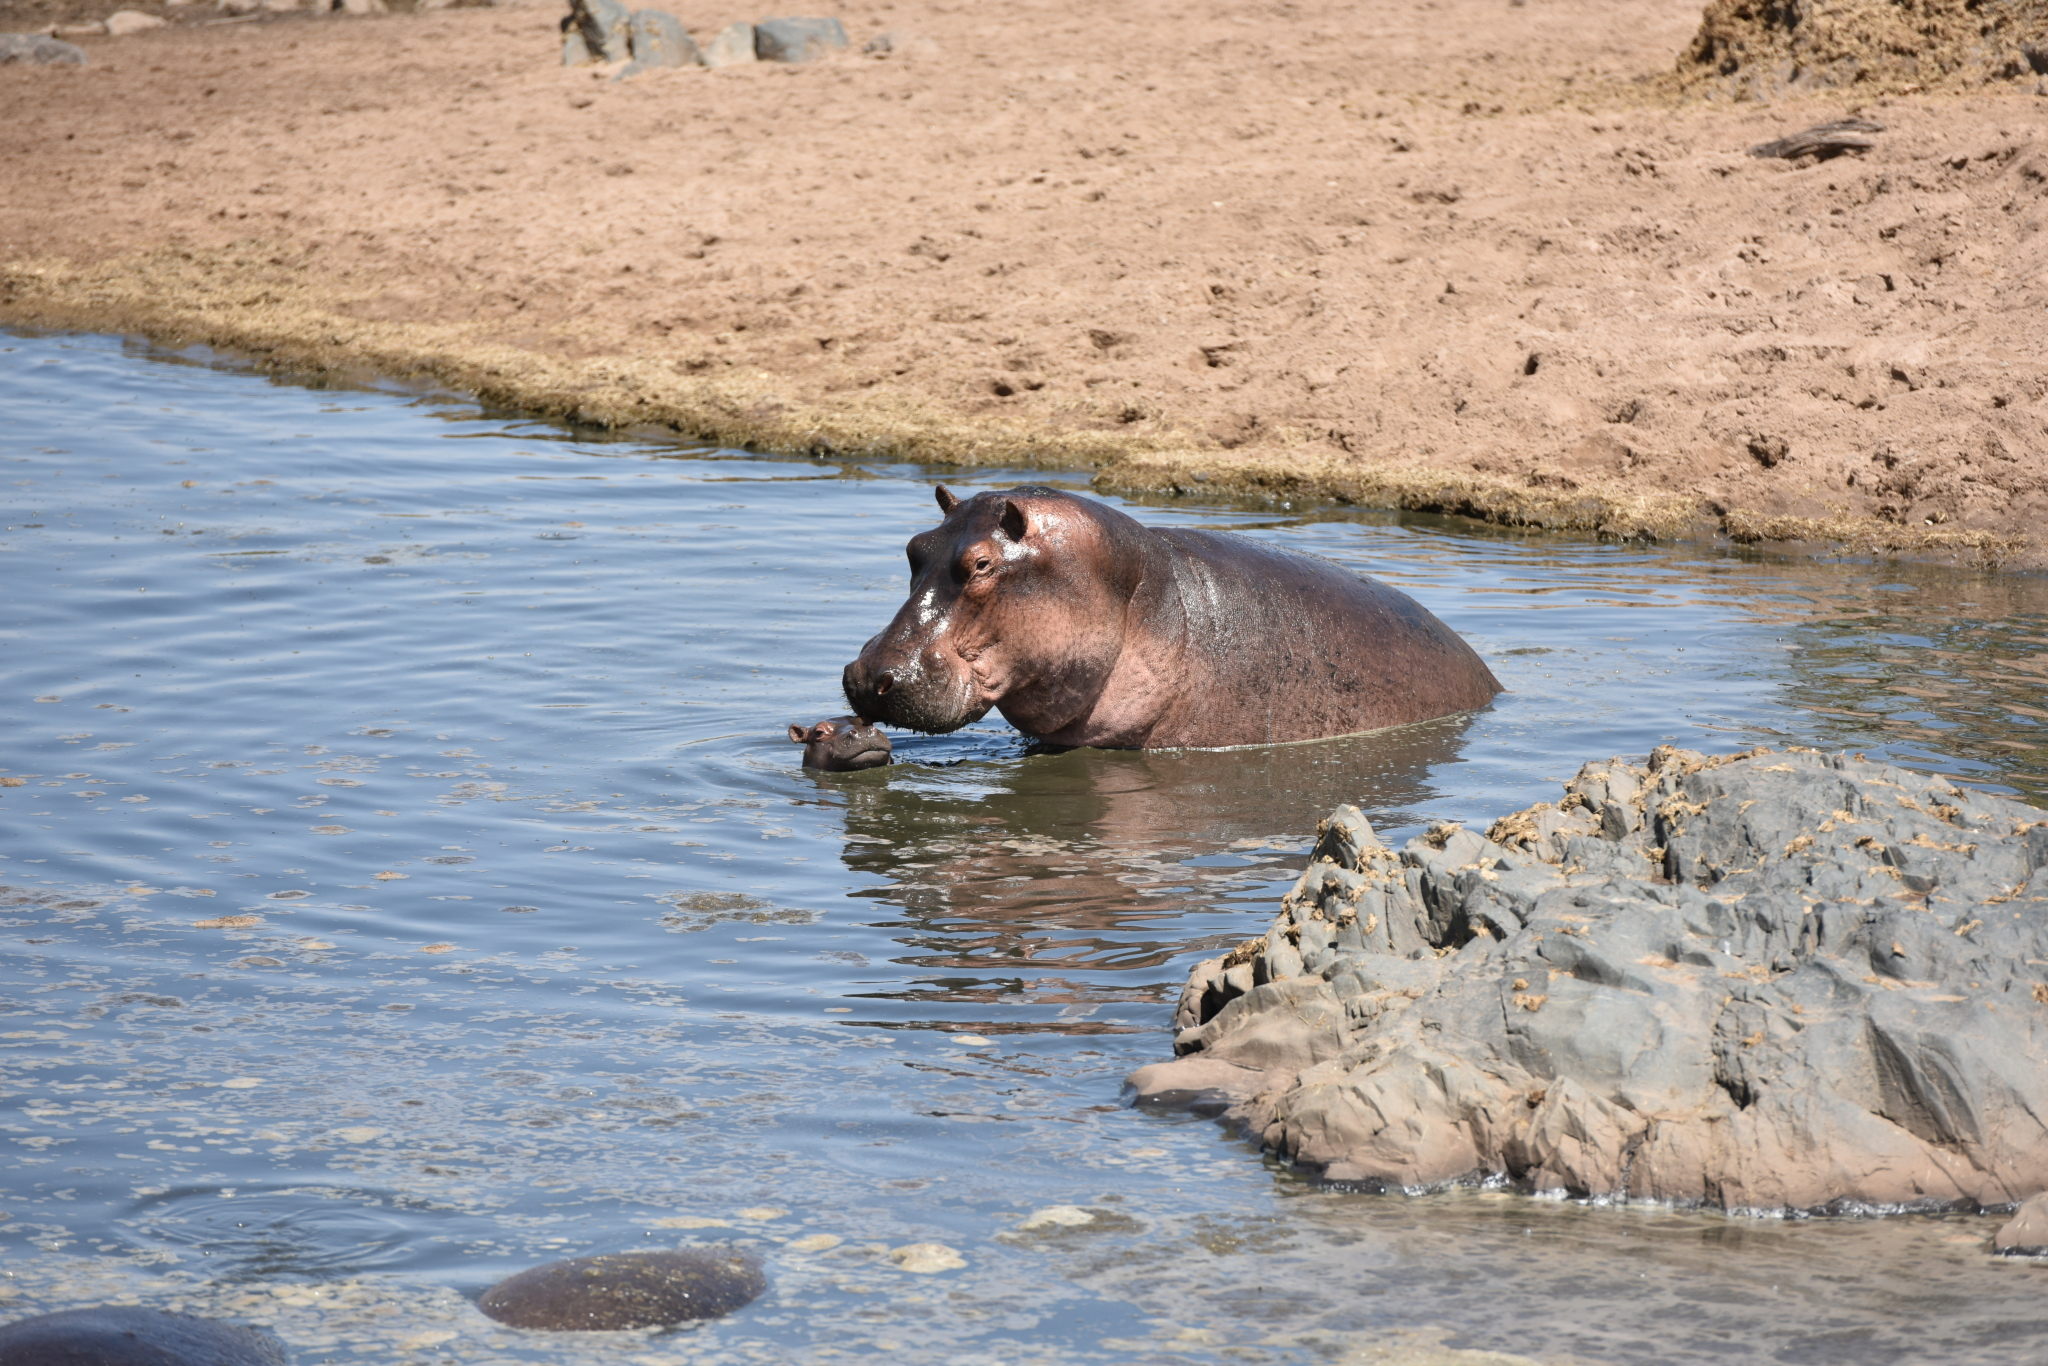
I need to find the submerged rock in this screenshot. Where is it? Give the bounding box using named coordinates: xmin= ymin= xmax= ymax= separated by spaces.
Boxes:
xmin=478 ymin=1248 xmax=766 ymax=1329
xmin=1130 ymin=747 xmax=2048 ymax=1215
xmin=888 ymin=1242 xmax=966 ymax=1273
xmin=0 ymin=1306 xmax=287 ymax=1365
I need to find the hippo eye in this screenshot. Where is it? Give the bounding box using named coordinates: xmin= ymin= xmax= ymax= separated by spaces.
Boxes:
xmin=974 ymin=556 xmax=991 ymax=573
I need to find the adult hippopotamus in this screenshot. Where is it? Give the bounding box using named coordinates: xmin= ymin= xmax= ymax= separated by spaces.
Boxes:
xmin=789 ymin=715 xmax=892 ymax=770
xmin=841 ymin=485 xmax=1500 ymax=749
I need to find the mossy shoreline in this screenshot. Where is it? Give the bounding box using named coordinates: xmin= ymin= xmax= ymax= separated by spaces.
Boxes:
xmin=3 ymin=246 xmax=2026 ymax=570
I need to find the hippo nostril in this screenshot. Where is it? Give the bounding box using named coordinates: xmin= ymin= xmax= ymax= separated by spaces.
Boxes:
xmin=875 ymin=672 xmax=895 ymax=696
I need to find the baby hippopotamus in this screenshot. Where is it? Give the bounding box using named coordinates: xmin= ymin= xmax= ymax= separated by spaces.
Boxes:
xmin=789 ymin=715 xmax=892 ymax=771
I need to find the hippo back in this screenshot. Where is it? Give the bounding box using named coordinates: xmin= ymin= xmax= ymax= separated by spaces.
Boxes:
xmin=1143 ymin=528 xmax=1499 ymax=747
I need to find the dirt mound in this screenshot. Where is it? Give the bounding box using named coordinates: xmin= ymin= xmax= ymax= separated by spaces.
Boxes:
xmin=1681 ymin=0 xmax=2048 ymax=98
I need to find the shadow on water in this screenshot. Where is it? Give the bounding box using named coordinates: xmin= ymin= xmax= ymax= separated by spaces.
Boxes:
xmin=824 ymin=717 xmax=1476 ymax=1006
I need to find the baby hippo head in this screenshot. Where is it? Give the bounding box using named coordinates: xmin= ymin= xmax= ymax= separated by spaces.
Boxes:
xmin=788 ymin=715 xmax=892 ymax=771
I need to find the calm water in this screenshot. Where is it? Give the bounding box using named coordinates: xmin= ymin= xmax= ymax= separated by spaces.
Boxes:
xmin=3 ymin=331 xmax=2047 ymax=1365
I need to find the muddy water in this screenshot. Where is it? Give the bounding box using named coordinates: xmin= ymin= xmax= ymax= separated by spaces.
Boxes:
xmin=2 ymin=330 xmax=2046 ymax=1366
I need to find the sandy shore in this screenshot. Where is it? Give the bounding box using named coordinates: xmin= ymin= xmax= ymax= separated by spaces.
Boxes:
xmin=3 ymin=0 xmax=2045 ymax=566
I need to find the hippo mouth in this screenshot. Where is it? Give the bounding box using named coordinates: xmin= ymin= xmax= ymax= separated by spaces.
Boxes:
xmin=843 ymin=655 xmax=990 ymax=735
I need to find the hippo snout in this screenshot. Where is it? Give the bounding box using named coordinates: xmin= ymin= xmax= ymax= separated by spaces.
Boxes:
xmin=843 ymin=647 xmax=984 ymax=734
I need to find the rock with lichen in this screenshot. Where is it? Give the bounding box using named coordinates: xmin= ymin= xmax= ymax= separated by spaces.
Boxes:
xmin=1130 ymin=746 xmax=2048 ymax=1215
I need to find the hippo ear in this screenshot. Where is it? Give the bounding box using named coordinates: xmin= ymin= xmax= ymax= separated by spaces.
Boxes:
xmin=934 ymin=485 xmax=960 ymax=515
xmin=999 ymin=499 xmax=1029 ymax=543
xmin=788 ymin=724 xmax=809 ymax=744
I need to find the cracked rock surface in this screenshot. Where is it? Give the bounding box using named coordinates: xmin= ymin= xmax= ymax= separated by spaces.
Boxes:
xmin=1129 ymin=746 xmax=2048 ymax=1214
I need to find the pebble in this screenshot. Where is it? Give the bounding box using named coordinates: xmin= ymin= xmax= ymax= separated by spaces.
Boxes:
xmin=477 ymin=1249 xmax=766 ymax=1329
xmin=863 ymin=30 xmax=941 ymax=60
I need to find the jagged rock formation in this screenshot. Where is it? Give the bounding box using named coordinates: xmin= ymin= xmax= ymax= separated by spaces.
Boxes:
xmin=1129 ymin=747 xmax=2048 ymax=1214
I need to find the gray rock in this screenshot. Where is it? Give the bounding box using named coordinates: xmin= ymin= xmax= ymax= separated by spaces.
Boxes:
xmin=627 ymin=9 xmax=698 ymax=68
xmin=0 ymin=1306 xmax=286 ymax=1365
xmin=1994 ymin=1191 xmax=2048 ymax=1255
xmin=753 ymin=15 xmax=847 ymax=63
xmin=0 ymin=33 xmax=88 ymax=65
xmin=700 ymin=21 xmax=754 ymax=66
xmin=561 ymin=27 xmax=591 ymax=66
xmin=566 ymin=0 xmax=632 ymax=64
xmin=1129 ymin=746 xmax=2048 ymax=1214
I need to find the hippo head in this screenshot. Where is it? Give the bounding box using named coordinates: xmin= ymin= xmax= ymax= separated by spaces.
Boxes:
xmin=788 ymin=715 xmax=892 ymax=771
xmin=841 ymin=485 xmax=1149 ymax=738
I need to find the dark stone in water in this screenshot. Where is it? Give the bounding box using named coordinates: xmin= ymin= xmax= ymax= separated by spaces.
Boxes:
xmin=0 ymin=1306 xmax=287 ymax=1365
xmin=478 ymin=1248 xmax=766 ymax=1330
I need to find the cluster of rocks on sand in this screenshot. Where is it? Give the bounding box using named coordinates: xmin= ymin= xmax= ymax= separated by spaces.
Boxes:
xmin=559 ymin=3 xmax=922 ymax=76
xmin=1130 ymin=746 xmax=2048 ymax=1239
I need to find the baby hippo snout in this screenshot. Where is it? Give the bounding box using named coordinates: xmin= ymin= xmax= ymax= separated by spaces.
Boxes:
xmin=789 ymin=715 xmax=892 ymax=771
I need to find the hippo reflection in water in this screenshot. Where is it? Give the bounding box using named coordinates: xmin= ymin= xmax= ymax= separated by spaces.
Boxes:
xmin=843 ymin=485 xmax=1501 ymax=749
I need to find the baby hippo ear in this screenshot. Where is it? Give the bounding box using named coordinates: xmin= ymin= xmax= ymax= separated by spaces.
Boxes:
xmin=788 ymin=723 xmax=811 ymax=744
xmin=999 ymin=499 xmax=1029 ymax=542
xmin=934 ymin=485 xmax=960 ymax=515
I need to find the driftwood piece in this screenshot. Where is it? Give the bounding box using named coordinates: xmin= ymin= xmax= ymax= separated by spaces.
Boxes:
xmin=1748 ymin=118 xmax=1885 ymax=160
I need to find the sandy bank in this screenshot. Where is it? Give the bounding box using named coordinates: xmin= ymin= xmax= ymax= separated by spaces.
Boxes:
xmin=2 ymin=1 xmax=2044 ymax=565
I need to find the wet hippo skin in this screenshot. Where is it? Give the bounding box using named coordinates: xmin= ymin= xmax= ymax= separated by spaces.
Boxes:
xmin=0 ymin=1306 xmax=288 ymax=1366
xmin=788 ymin=715 xmax=892 ymax=770
xmin=843 ymin=486 xmax=1501 ymax=749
